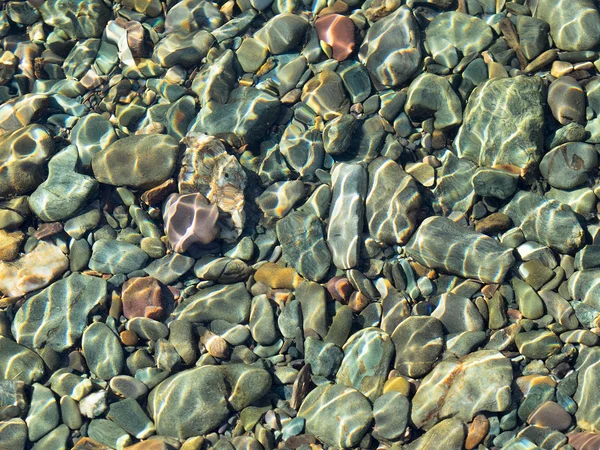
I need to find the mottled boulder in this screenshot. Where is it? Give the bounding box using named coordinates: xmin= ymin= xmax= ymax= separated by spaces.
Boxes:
xmin=535 ymin=0 xmax=600 ymax=51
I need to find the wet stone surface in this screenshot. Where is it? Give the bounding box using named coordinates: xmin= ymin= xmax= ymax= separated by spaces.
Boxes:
xmin=3 ymin=0 xmax=600 ymax=448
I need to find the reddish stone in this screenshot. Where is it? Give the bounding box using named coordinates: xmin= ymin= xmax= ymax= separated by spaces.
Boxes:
xmin=326 ymin=276 xmax=353 ymax=303
xmin=315 ymin=14 xmax=356 ymax=61
xmin=163 ymin=192 xmax=219 ymax=253
xmin=528 ymin=401 xmax=572 ymax=431
xmin=121 ymin=276 xmax=165 ymax=320
xmin=569 ymin=432 xmax=600 ymax=450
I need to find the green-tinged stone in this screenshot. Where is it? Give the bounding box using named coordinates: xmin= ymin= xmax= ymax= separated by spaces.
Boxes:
xmin=366 ymin=157 xmax=421 ymax=246
xmin=514 ymin=15 xmax=549 ymax=60
xmin=391 ymin=316 xmax=444 ymax=378
xmin=107 ymin=398 xmax=155 ymax=439
xmin=546 ymin=186 xmax=597 ymax=217
xmin=0 ymin=336 xmax=45 ymax=383
xmin=82 ymin=322 xmax=124 ymax=380
xmin=301 ymin=70 xmax=350 ymax=121
xmin=539 ymin=290 xmax=578 ymax=329
xmin=39 ymin=0 xmax=110 ymax=38
xmin=535 ymin=0 xmax=600 ymax=51
xmin=31 ymin=424 xmax=69 ymax=450
xmin=127 ymin=318 xmax=168 ymax=341
xmin=257 ymin=180 xmax=305 ymax=218
xmin=28 ymin=145 xmax=98 ymax=222
xmin=412 ymin=350 xmax=513 ymax=429
xmin=190 ymin=87 xmax=280 ymax=146
xmin=153 ymin=30 xmax=215 ymax=68
xmin=122 ymin=0 xmax=162 ymax=17
xmin=236 ymin=38 xmax=268 ymax=73
xmin=60 ymin=396 xmax=83 ymax=430
xmin=50 ymin=371 xmax=93 ymax=401
xmin=404 ymin=418 xmax=466 ymax=450
xmin=276 ymin=210 xmax=331 ymax=282
xmin=501 ymin=191 xmax=584 ymax=253
xmin=92 ymin=134 xmax=179 ymax=190
xmin=144 ymin=253 xmax=195 ymax=284
xmin=0 ymin=418 xmax=26 ymax=450
xmin=358 ymin=6 xmax=421 ymax=89
xmin=337 ymin=60 xmax=371 ymax=104
xmin=455 ymin=76 xmax=544 ymax=174
xmin=63 ymin=38 xmax=101 ymax=80
xmin=0 ymin=124 xmax=54 ymax=198
xmin=472 ymin=167 xmax=519 ymax=200
xmin=279 ymin=122 xmax=324 ymax=180
xmin=172 ymin=283 xmax=251 ymax=324
xmin=323 ymin=114 xmax=355 ymax=156
xmin=515 ymin=330 xmax=562 ymax=359
xmin=296 ymin=281 xmax=329 ymax=338
xmin=191 ymin=50 xmax=235 ymax=108
xmin=89 ymin=240 xmax=149 ymax=274
xmin=336 ymin=327 xmax=394 ymax=400
xmin=194 ymin=256 xmax=251 ymax=284
xmin=254 ymin=13 xmax=309 ymax=54
xmin=540 ymin=143 xmax=597 ymax=189
xmin=512 ymin=277 xmax=545 ymax=320
xmin=426 ymin=12 xmax=493 ymax=68
xmin=298 ymin=384 xmax=373 ymax=448
xmin=373 ymin=391 xmax=410 ymax=440
xmin=88 ymin=419 xmax=132 ymax=449
xmin=405 ymin=216 xmax=515 ymax=283
xmin=249 ymin=295 xmax=278 ymax=346
xmin=26 ymin=384 xmax=59 ymax=442
xmin=305 ymin=336 xmax=343 ymax=378
xmin=405 ymin=73 xmax=462 ymax=129
xmin=432 ymin=151 xmax=476 ymax=216
xmin=148 ymin=364 xmax=271 ymax=438
xmin=431 ymin=293 xmax=485 ymax=333
xmin=12 ymin=274 xmax=107 ymax=352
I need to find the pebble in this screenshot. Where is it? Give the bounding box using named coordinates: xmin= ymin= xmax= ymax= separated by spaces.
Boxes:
xmin=358 ymin=6 xmax=421 ymax=89
xmin=328 ymin=163 xmax=367 ymax=270
xmin=540 ymin=142 xmax=597 ymax=189
xmin=305 ymin=336 xmax=343 ymax=377
xmin=535 ymin=0 xmax=600 ymax=51
xmin=391 ymin=316 xmax=444 ymax=378
xmin=276 ymin=210 xmax=331 ymax=282
xmin=0 ymin=241 xmax=68 ymax=297
xmin=405 ymin=73 xmax=462 ymax=129
xmin=89 ymin=239 xmax=149 ymax=274
xmin=315 ymin=14 xmax=355 ymax=62
xmin=548 ymin=76 xmax=585 ymax=125
xmin=336 ymin=327 xmax=394 ymax=400
xmin=172 ymin=283 xmax=251 ymax=324
xmin=82 ymin=322 xmax=124 ymax=380
xmin=92 ymin=134 xmax=179 ymax=190
xmin=163 ymin=193 xmax=219 ymax=252
xmin=412 ymin=350 xmax=513 ymax=429
xmin=298 ymin=383 xmax=373 ymax=448
xmin=254 ymin=14 xmax=309 ymax=54
xmin=373 ymin=391 xmax=409 ymax=440
xmin=455 ymin=76 xmax=545 ymax=175
xmin=405 ymin=216 xmax=515 ymax=283
xmin=0 ymin=336 xmax=45 ymax=384
xmin=300 ymin=70 xmax=350 ymax=121
xmin=11 ymin=274 xmax=106 ymax=352
xmin=26 ymin=383 xmax=60 ymax=442
xmin=404 ymin=418 xmax=465 ymax=450
xmin=0 ymin=124 xmax=54 ymax=197
xmin=29 ymin=145 xmax=98 ymax=222
xmin=366 ymin=157 xmax=421 ymax=246
xmin=528 ymin=401 xmax=572 ymax=431
xmin=122 ymin=276 xmax=165 ymax=320
xmin=149 ymin=364 xmax=271 ymax=438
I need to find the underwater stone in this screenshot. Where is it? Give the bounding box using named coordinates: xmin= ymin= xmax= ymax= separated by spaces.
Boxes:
xmin=405 ymin=216 xmax=515 ymax=283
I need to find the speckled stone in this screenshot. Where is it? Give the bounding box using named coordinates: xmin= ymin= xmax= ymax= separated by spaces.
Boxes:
xmin=336 ymin=327 xmax=394 ymax=400
xmin=412 ymin=350 xmax=513 ymax=429
xmin=298 ymin=383 xmax=373 ymax=448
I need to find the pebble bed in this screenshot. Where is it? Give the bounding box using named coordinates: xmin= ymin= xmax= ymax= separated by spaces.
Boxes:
xmin=2 ymin=0 xmax=600 ymax=449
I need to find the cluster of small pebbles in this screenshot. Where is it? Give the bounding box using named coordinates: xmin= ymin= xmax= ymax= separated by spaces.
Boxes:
xmin=4 ymin=0 xmax=600 ymax=449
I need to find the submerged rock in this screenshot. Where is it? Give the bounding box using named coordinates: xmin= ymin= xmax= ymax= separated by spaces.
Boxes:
xmin=535 ymin=0 xmax=600 ymax=51
xmin=405 ymin=216 xmax=515 ymax=283
xmin=358 ymin=6 xmax=421 ymax=89
xmin=455 ymin=76 xmax=545 ymax=175
xmin=163 ymin=193 xmax=219 ymax=252
xmin=501 ymin=191 xmax=584 ymax=253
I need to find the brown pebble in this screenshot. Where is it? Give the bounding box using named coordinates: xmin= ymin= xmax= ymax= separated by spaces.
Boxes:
xmin=568 ymin=431 xmax=600 ymax=450
xmin=548 ymin=76 xmax=585 ymax=125
xmin=68 ymin=350 xmax=88 ymax=373
xmin=200 ymin=330 xmax=229 ymax=359
xmin=73 ymin=437 xmax=112 ymax=450
xmin=465 ymin=414 xmax=489 ymax=450
xmin=528 ymin=401 xmax=572 ymax=431
xmin=109 ymin=292 xmax=123 ymax=319
xmin=326 ymin=276 xmax=353 ymax=303
xmin=33 ymin=222 xmax=64 ymax=239
xmin=141 ymin=178 xmax=177 ymax=206
xmin=121 ymin=276 xmax=165 ymax=320
xmin=348 ymin=290 xmax=369 ymax=313
xmin=0 ymin=230 xmax=23 ymax=261
xmin=475 ymin=213 xmax=512 ymax=235
xmin=125 ymin=440 xmax=174 ymax=450
xmin=120 ymin=330 xmax=139 ymax=347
